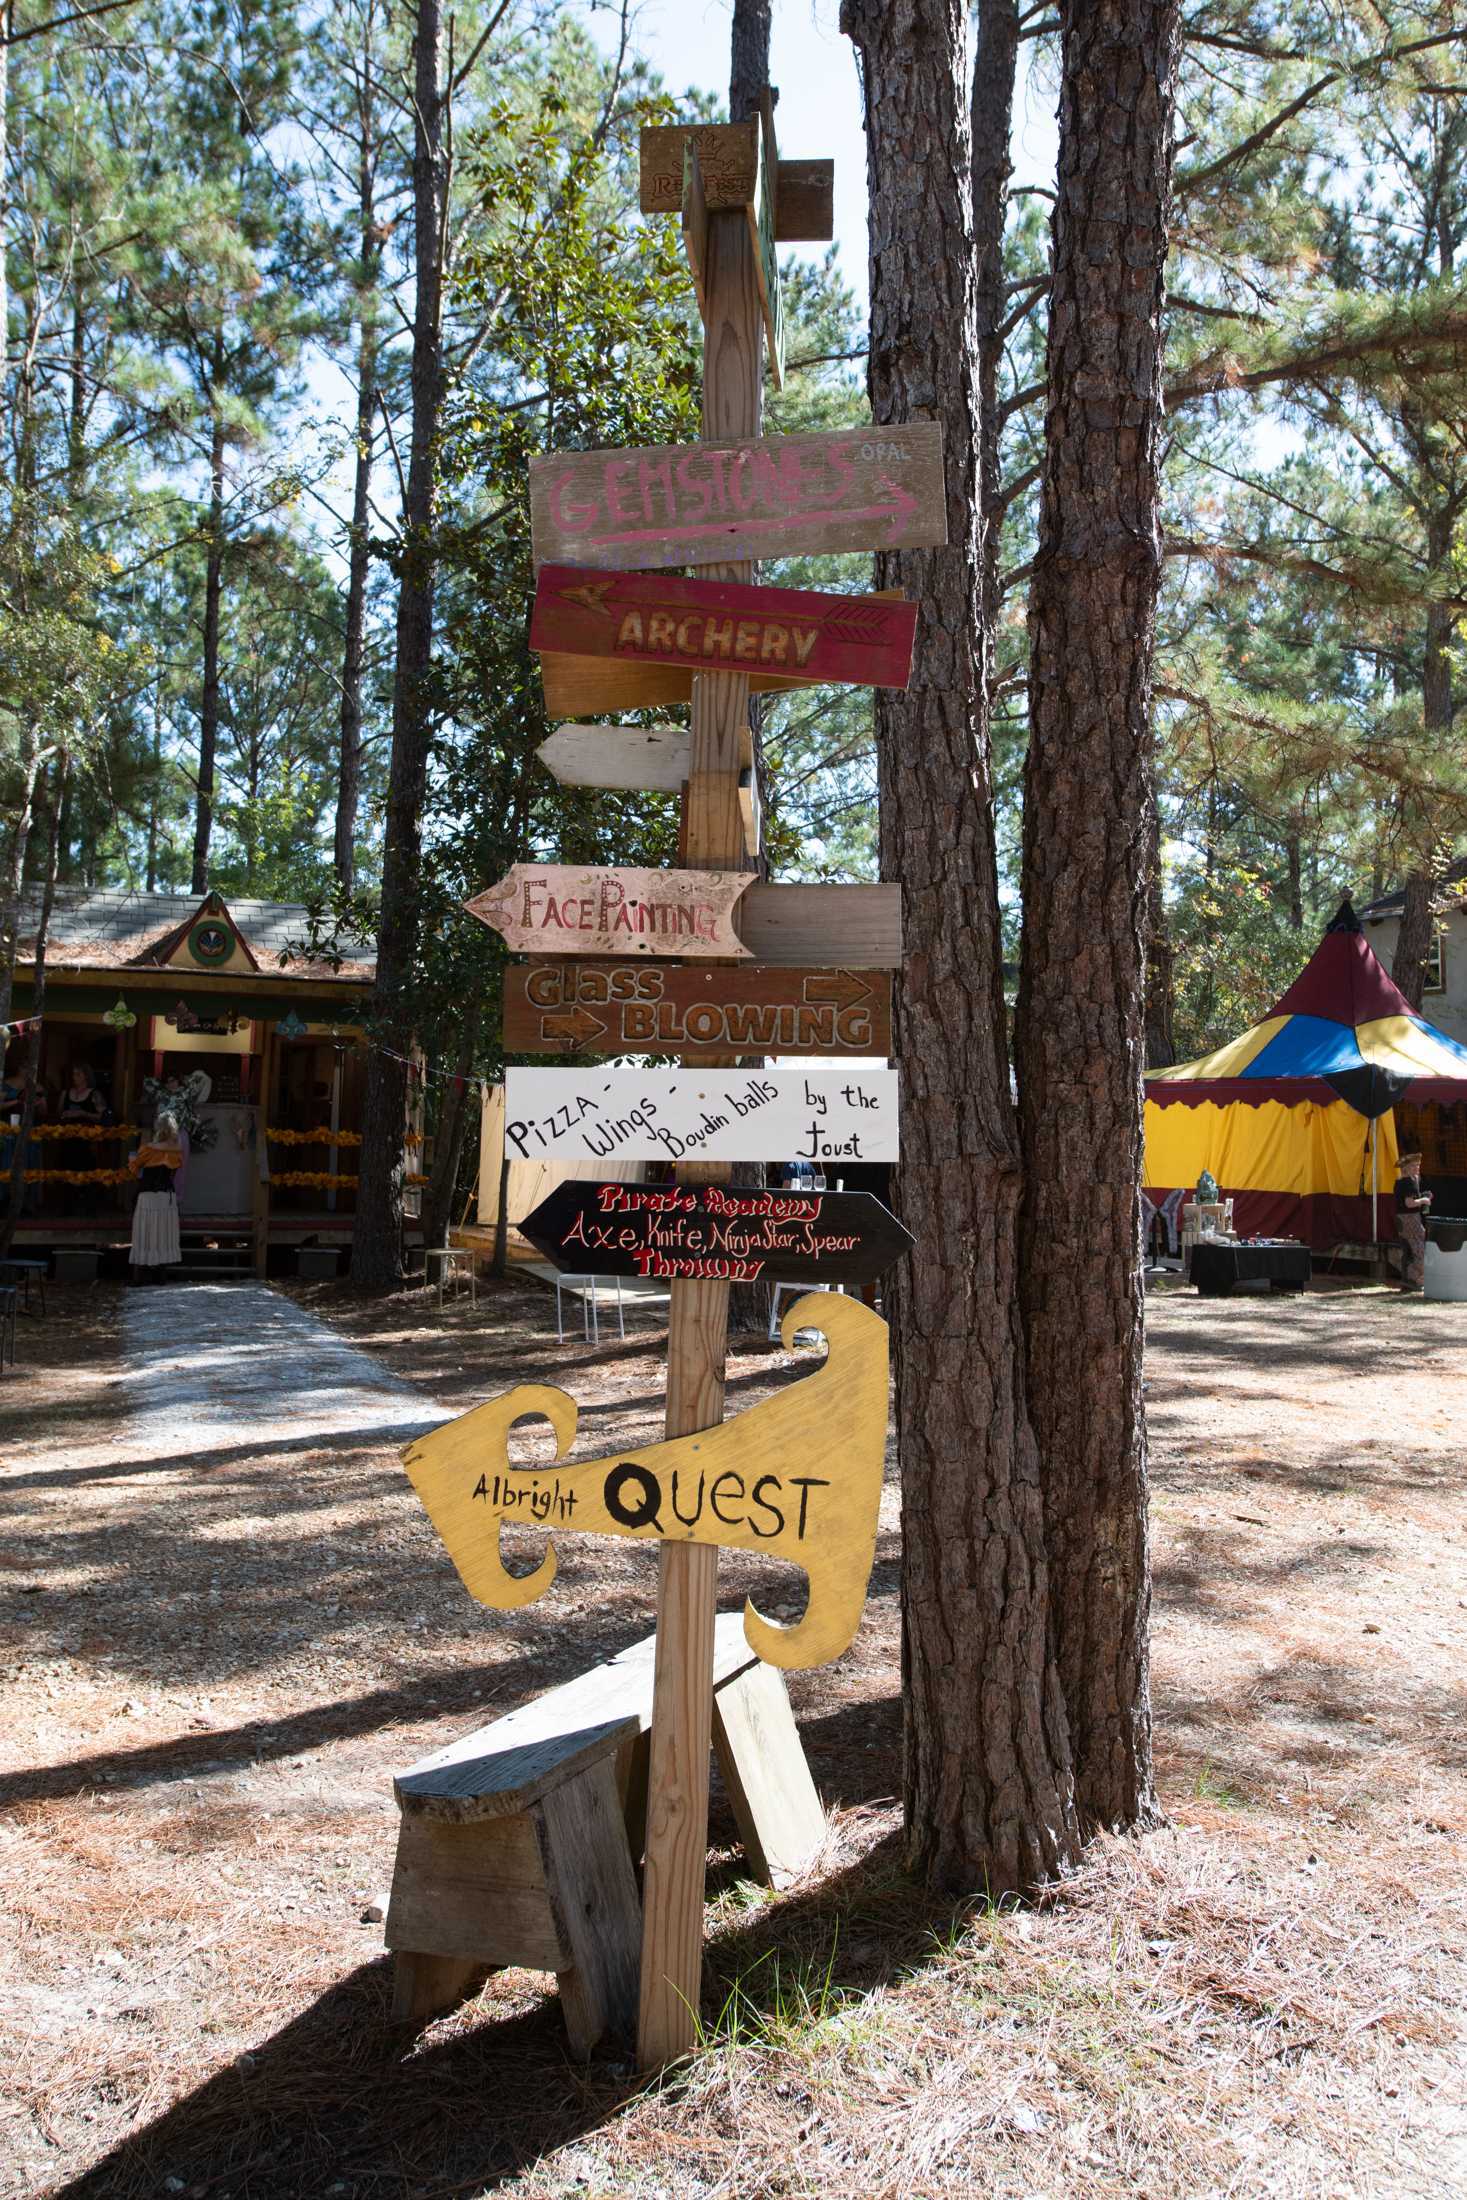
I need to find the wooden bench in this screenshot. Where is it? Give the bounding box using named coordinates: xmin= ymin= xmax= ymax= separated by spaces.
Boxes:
xmin=385 ymin=1613 xmax=826 ymax=2052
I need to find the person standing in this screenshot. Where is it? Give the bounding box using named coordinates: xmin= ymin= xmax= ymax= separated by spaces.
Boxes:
xmin=128 ymin=1111 xmax=184 ymax=1282
xmin=1394 ymin=1148 xmax=1432 ymax=1294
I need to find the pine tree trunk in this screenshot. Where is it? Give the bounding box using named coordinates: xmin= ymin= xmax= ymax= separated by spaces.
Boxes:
xmin=335 ymin=42 xmax=381 ymax=893
xmin=1143 ymin=788 xmax=1176 ymax=1069
xmin=352 ymin=0 xmax=447 ymax=1293
xmin=421 ymin=1004 xmax=481 ymax=1253
xmin=1394 ymin=555 xmax=1454 ymax=1009
xmin=191 ymin=404 xmax=227 ymax=894
xmin=842 ymin=0 xmax=1077 ymax=1896
xmin=972 ymin=0 xmax=1020 ymax=727
xmin=1285 ymin=833 xmax=1303 ymax=929
xmin=1016 ymin=0 xmax=1179 ymax=1834
xmin=1 ymin=754 xmax=65 ymax=1259
xmin=1392 ymin=871 xmax=1434 ymax=1009
xmin=0 ymin=3 xmax=8 ymax=402
xmin=729 ymin=0 xmax=770 ymax=119
xmin=0 ymin=728 xmax=42 ymax=1036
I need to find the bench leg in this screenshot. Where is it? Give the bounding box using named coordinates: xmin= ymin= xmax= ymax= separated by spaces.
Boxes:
xmin=390 ymin=1950 xmax=487 ymax=2024
xmin=712 ymin=1658 xmax=826 ymax=1889
xmin=535 ymin=1756 xmax=642 ymax=2058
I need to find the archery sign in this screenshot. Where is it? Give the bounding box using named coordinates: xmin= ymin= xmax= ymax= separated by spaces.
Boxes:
xmin=519 ymin=1180 xmax=913 ymax=1288
xmin=530 ymin=564 xmax=917 ymax=716
xmin=401 ymin=1294 xmax=888 ymax=1670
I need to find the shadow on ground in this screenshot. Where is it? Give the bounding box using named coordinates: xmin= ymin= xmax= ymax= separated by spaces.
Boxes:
xmin=48 ymin=1826 xmax=944 ymax=2200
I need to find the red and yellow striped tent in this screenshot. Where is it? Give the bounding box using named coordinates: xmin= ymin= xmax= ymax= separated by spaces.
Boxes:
xmin=1144 ymin=902 xmax=1467 ymax=1248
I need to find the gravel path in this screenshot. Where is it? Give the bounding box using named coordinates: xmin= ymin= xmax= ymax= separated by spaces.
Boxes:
xmin=120 ymin=1282 xmax=455 ymax=1459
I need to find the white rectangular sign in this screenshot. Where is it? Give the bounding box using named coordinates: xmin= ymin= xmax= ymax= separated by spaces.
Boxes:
xmin=503 ymin=1067 xmax=900 ymax=1169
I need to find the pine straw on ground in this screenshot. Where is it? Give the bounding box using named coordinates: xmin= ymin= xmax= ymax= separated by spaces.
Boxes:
xmin=1 ymin=1276 xmax=1464 ymax=2199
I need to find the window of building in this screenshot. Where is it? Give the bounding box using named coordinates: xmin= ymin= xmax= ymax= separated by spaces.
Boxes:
xmin=1423 ymin=929 xmax=1446 ymax=993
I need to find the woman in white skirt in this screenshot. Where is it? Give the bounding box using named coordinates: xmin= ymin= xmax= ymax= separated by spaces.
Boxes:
xmin=129 ymin=1111 xmax=183 ymax=1281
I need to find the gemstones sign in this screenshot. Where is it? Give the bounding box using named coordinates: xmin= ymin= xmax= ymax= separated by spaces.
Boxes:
xmin=530 ymin=565 xmax=917 ymax=716
xmin=502 ymin=1067 xmax=900 ymax=1167
xmin=401 ymin=1293 xmax=888 ymax=1670
xmin=529 ymin=426 xmax=946 ymax=572
xmin=503 ymin=961 xmax=893 ymax=1061
xmin=464 ymin=864 xmax=751 ymax=960
xmin=518 ymin=1180 xmax=914 ymax=1288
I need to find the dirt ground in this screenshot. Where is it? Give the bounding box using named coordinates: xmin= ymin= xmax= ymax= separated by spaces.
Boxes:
xmin=1 ymin=1271 xmax=1464 ymax=2200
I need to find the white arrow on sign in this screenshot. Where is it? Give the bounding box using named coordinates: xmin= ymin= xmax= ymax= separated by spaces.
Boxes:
xmin=503 ymin=1066 xmax=900 ymax=1167
xmin=537 ymin=724 xmax=691 ymax=793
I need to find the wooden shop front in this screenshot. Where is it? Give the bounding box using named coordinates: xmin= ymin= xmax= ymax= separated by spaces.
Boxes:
xmin=6 ymin=887 xmax=416 ymax=1274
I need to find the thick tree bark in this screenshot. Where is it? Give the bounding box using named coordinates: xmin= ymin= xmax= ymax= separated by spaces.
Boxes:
xmin=1 ymin=754 xmax=64 ymax=1258
xmin=971 ymin=0 xmax=1020 ymax=730
xmin=1016 ymin=0 xmax=1179 ymax=1833
xmin=1392 ymin=870 xmax=1434 ymax=1009
xmin=1143 ymin=788 xmax=1176 ymax=1068
xmin=352 ymin=0 xmax=447 ymax=1292
xmin=191 ymin=403 xmax=227 ymax=893
xmin=729 ymin=0 xmax=770 ymax=121
xmin=842 ymin=0 xmax=1077 ymax=1895
xmin=1285 ymin=832 xmax=1303 ymax=929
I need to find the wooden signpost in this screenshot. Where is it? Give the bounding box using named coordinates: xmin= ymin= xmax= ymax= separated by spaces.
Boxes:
xmin=518 ymin=1180 xmax=914 ymax=1289
xmin=464 ymin=864 xmax=751 ymax=960
xmin=397 ymin=95 xmax=924 ymax=2074
xmin=529 ymin=423 xmax=947 ymax=572
xmin=503 ymin=1066 xmax=900 ymax=1167
xmin=530 ymin=564 xmax=918 ymax=716
xmin=504 ymin=960 xmax=892 ymax=1060
xmin=402 ymin=1293 xmax=888 ymax=1672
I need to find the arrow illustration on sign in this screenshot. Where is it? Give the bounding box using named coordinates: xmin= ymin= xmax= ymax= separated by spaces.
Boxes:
xmin=802 ymin=971 xmax=870 ymax=1010
xmin=464 ymin=864 xmax=752 ymax=961
xmin=401 ymin=1293 xmax=888 ymax=1670
xmin=541 ymin=1007 xmax=606 ymax=1045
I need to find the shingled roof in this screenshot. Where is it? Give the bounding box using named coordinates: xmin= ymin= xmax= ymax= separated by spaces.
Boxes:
xmin=16 ymin=888 xmax=376 ymax=983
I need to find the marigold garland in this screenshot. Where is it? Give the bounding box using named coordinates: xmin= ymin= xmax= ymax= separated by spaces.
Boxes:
xmin=265 ymin=1126 xmax=421 ymax=1149
xmin=270 ymin=1167 xmax=429 ymax=1189
xmin=28 ymin=1123 xmax=138 ymax=1141
xmin=21 ymin=1168 xmax=134 ymax=1185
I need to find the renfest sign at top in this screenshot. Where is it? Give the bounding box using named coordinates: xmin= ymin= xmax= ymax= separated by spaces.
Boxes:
xmin=528 ymin=424 xmax=947 ymax=572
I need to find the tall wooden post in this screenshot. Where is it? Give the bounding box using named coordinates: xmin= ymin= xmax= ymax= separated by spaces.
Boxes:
xmin=636 ymin=200 xmax=764 ymax=2069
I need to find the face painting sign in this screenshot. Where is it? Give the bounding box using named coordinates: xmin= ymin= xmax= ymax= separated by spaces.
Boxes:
xmin=401 ymin=1294 xmax=888 ymax=1669
xmin=463 ymin=864 xmax=752 ymax=961
xmin=502 ymin=1066 xmax=900 ymax=1167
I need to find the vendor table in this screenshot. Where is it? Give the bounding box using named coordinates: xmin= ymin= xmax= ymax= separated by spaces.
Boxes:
xmin=1191 ymin=1241 xmax=1312 ymax=1297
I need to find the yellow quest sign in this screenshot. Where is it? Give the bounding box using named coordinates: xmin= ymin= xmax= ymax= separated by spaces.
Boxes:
xmin=401 ymin=1294 xmax=888 ymax=1670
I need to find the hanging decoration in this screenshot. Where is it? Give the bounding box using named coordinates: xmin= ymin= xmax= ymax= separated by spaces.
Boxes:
xmin=277 ymin=1010 xmax=308 ymax=1040
xmin=103 ymin=997 xmax=137 ymax=1031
